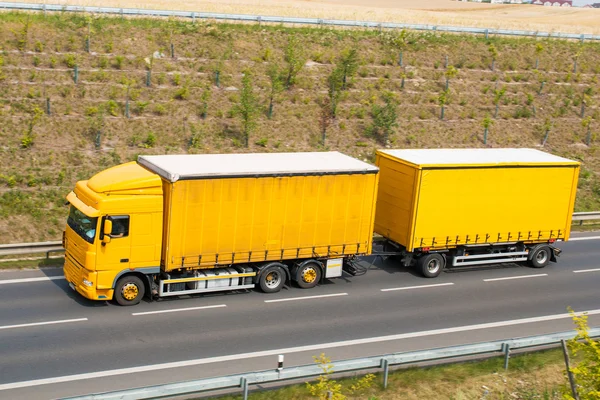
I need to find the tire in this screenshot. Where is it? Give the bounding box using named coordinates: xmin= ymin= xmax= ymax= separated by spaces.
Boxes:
xmin=295 ymin=262 xmax=322 ymax=289
xmin=114 ymin=275 xmax=145 ymax=306
xmin=259 ymin=264 xmax=286 ymax=293
xmin=528 ymin=245 xmax=551 ymax=268
xmin=418 ymin=253 xmax=445 ymax=278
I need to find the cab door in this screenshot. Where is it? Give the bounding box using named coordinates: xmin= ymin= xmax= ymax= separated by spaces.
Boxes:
xmin=97 ymin=215 xmax=131 ymax=272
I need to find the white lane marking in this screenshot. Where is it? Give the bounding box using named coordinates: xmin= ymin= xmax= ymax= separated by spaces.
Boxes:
xmin=484 ymin=274 xmax=548 ymax=282
xmin=574 ymin=268 xmax=600 ymax=273
xmin=132 ymin=304 xmax=226 ymax=316
xmin=2 ymin=308 xmax=600 ymax=391
xmin=0 ymin=276 xmax=65 ymax=285
xmin=264 ymin=293 xmax=348 ymax=303
xmin=0 ymin=318 xmax=87 ymax=331
xmin=381 ymin=283 xmax=454 ymax=292
xmin=569 ymin=236 xmax=600 ymax=241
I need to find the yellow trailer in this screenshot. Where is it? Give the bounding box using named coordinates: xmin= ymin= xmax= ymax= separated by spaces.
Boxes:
xmin=374 ymin=148 xmax=579 ymax=277
xmin=63 ymin=151 xmax=378 ymax=305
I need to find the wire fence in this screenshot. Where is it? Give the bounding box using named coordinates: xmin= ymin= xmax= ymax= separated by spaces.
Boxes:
xmin=1 ymin=2 xmax=599 ymax=41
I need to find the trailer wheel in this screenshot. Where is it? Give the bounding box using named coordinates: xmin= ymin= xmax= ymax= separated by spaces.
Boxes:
xmin=295 ymin=262 xmax=322 ymax=289
xmin=259 ymin=264 xmax=286 ymax=293
xmin=418 ymin=253 xmax=445 ymax=278
xmin=114 ymin=275 xmax=145 ymax=306
xmin=528 ymin=245 xmax=551 ymax=268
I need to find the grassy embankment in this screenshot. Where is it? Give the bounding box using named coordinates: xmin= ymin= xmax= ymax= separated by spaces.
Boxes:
xmin=209 ymin=348 xmax=569 ymax=399
xmin=1 ymin=12 xmax=600 ymax=244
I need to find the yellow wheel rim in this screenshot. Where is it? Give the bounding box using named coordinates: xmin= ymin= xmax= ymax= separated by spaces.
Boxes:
xmin=122 ymin=283 xmax=139 ymax=301
xmin=302 ymin=267 xmax=317 ymax=283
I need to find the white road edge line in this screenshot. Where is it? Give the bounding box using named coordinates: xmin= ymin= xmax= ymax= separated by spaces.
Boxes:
xmin=132 ymin=304 xmax=226 ymax=316
xmin=569 ymin=236 xmax=600 ymax=241
xmin=573 ymin=268 xmax=600 ymax=273
xmin=0 ymin=318 xmax=87 ymax=331
xmin=381 ymin=282 xmax=454 ymax=292
xmin=484 ymin=274 xmax=548 ymax=282
xmin=0 ymin=276 xmax=65 ymax=285
xmin=264 ymin=293 xmax=348 ymax=303
xmin=2 ymin=309 xmax=600 ymax=391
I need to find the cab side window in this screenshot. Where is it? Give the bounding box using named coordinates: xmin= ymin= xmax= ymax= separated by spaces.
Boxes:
xmin=108 ymin=216 xmax=130 ymax=238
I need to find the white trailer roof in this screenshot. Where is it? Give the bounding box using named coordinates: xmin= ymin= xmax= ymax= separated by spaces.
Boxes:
xmin=138 ymin=152 xmax=378 ymax=182
xmin=378 ymin=148 xmax=579 ymax=167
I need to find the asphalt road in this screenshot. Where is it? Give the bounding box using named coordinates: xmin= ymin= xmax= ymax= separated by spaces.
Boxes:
xmin=1 ymin=233 xmax=599 ymax=399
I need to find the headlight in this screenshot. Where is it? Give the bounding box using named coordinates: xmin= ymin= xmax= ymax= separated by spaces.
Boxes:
xmin=82 ymin=279 xmax=93 ymax=287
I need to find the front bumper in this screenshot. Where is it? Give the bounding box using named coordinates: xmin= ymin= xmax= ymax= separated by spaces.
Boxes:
xmin=63 ymin=254 xmax=113 ymax=300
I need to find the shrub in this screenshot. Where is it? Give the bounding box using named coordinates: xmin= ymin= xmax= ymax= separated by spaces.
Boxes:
xmin=143 ymin=132 xmax=157 ymax=148
xmin=106 ymin=100 xmax=119 ymax=116
xmin=63 ymin=54 xmax=77 ymax=68
xmin=113 ymin=55 xmax=125 ymax=70
xmin=173 ymin=86 xmax=190 ymax=100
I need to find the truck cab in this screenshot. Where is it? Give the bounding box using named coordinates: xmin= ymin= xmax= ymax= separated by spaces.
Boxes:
xmin=63 ymin=162 xmax=163 ymax=303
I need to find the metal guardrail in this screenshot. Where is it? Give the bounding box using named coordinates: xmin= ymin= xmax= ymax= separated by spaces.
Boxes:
xmin=0 ymin=2 xmax=599 ymax=41
xmin=62 ymin=327 xmax=600 ymax=400
xmin=572 ymin=211 xmax=600 ymax=221
xmin=0 ymin=240 xmax=63 ymax=257
xmin=1 ymin=212 xmax=598 ymax=258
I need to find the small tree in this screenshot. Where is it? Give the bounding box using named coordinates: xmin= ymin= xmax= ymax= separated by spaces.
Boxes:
xmin=573 ymin=45 xmax=584 ymax=74
xmin=327 ymin=68 xmax=344 ymax=119
xmin=199 ymin=88 xmax=210 ymax=119
xmin=444 ymin=65 xmax=458 ymax=91
xmin=306 ymin=353 xmax=375 ymax=400
xmin=284 ymin=35 xmax=306 ymax=89
xmin=541 ymin=118 xmax=553 ymax=146
xmin=438 ymin=89 xmax=450 ymax=120
xmin=582 ymin=116 xmax=593 ymax=146
xmin=370 ymin=92 xmax=398 ymax=144
xmin=482 ymin=115 xmax=494 ymax=145
xmin=12 ymin=16 xmax=31 ymax=52
xmin=232 ymin=70 xmax=260 ymax=147
xmin=266 ymin=63 xmax=284 ymax=119
xmin=336 ymin=48 xmax=360 ymax=90
xmin=488 ymin=44 xmax=498 ymax=71
xmin=20 ymin=106 xmax=43 ymax=148
xmin=319 ymin=96 xmax=333 ymax=147
xmin=563 ymin=309 xmax=600 ymax=400
xmin=534 ymin=43 xmax=544 ymax=70
xmin=493 ymin=87 xmax=506 ymax=118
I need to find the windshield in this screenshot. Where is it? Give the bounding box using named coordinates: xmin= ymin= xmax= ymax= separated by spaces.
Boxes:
xmin=67 ymin=205 xmax=98 ymax=244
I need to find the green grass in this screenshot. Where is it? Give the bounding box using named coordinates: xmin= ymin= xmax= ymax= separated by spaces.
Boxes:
xmin=207 ymin=349 xmax=567 ymax=399
xmin=0 ymin=257 xmax=64 ymax=270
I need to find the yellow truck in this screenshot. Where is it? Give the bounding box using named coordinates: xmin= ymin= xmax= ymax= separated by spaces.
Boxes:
xmin=374 ymin=148 xmax=580 ymax=277
xmin=63 ymin=152 xmax=379 ymax=305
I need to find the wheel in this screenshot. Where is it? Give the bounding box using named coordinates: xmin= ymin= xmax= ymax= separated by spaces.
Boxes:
xmin=294 ymin=262 xmax=322 ymax=289
xmin=418 ymin=253 xmax=445 ymax=278
xmin=114 ymin=275 xmax=145 ymax=306
xmin=259 ymin=264 xmax=286 ymax=293
xmin=528 ymin=245 xmax=551 ymax=268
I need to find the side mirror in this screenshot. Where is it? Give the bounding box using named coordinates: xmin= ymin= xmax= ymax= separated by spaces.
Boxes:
xmin=103 ymin=219 xmax=113 ymax=236
xmin=102 ymin=220 xmax=113 ymax=245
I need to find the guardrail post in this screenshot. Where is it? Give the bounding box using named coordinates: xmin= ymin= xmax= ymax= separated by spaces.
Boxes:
xmin=485 ymin=29 xmax=489 ymax=40
xmin=241 ymin=377 xmax=249 ymax=400
xmin=501 ymin=343 xmax=511 ymax=370
xmin=580 ymin=34 xmax=585 ymax=43
xmin=562 ymin=339 xmax=580 ymax=400
xmin=381 ymin=358 xmax=389 ymax=389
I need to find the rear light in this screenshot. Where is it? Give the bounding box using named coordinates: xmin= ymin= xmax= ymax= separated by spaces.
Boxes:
xmin=421 ymin=247 xmax=430 ymax=252
xmin=549 ymin=239 xmax=556 ymax=244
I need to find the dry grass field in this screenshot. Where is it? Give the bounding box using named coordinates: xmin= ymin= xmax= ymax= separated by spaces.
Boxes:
xmin=24 ymin=0 xmax=600 ymax=34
